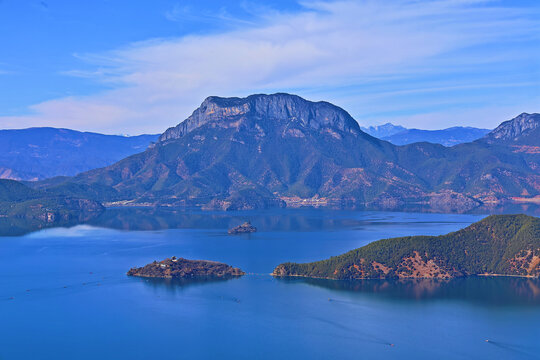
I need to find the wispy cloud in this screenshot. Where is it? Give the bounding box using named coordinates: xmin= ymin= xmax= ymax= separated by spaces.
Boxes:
xmin=0 ymin=0 xmax=538 ymax=133
xmin=165 ymin=3 xmax=256 ymax=26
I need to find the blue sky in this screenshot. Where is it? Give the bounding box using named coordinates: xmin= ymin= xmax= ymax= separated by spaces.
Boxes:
xmin=0 ymin=0 xmax=538 ymax=134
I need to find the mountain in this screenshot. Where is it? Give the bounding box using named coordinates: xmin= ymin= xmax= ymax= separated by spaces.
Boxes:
xmin=0 ymin=178 xmax=103 ymax=236
xmin=158 ymin=93 xmax=363 ymax=142
xmin=40 ymin=94 xmax=539 ymax=212
xmin=273 ymin=214 xmax=540 ymax=279
xmin=480 ymin=113 xmax=540 ymax=146
xmin=0 ymin=178 xmax=41 ymax=202
xmin=361 ymin=123 xmax=490 ymax=146
xmin=360 ymin=123 xmax=406 ymax=138
xmin=382 ymin=127 xmax=490 ymax=147
xmin=0 ymin=128 xmax=159 ymax=181
xmin=0 ymin=179 xmax=103 ymax=228
xmin=50 ymin=93 xmax=427 ymax=209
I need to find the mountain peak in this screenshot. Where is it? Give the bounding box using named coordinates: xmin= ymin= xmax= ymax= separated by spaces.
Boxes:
xmin=158 ymin=93 xmax=362 ymax=142
xmin=482 ymin=112 xmax=540 ymax=144
xmin=360 ymin=123 xmax=406 ymax=138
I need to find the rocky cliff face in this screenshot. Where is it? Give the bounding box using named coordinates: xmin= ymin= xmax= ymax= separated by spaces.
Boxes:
xmin=481 ymin=113 xmax=540 ymax=145
xmin=158 ymin=93 xmax=362 ymax=142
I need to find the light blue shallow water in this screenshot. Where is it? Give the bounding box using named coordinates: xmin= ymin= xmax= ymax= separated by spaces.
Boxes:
xmin=0 ymin=209 xmax=539 ymax=360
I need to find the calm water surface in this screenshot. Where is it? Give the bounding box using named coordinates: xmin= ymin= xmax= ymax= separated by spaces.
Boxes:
xmin=0 ymin=209 xmax=539 ymax=360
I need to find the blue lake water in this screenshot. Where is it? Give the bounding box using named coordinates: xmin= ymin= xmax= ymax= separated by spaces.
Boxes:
xmin=1 ymin=209 xmax=539 ymax=360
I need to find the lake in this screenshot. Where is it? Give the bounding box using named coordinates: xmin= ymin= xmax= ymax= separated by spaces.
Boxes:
xmin=1 ymin=209 xmax=539 ymax=359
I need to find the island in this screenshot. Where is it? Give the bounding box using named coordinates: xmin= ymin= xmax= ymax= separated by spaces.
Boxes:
xmin=127 ymin=257 xmax=245 ymax=278
xmin=228 ymin=221 xmax=257 ymax=234
xmin=273 ymin=214 xmax=540 ymax=280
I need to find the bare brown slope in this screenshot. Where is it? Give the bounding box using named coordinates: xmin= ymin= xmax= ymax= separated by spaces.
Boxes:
xmin=273 ymin=214 xmax=540 ymax=279
xmin=41 ymin=95 xmax=539 ymax=211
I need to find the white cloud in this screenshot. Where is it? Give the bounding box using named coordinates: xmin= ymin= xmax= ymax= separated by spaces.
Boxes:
xmin=0 ymin=0 xmax=538 ymax=133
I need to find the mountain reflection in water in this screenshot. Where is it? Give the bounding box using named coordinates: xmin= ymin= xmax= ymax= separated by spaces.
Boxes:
xmin=130 ymin=275 xmax=240 ymax=292
xmin=88 ymin=205 xmax=540 ymax=232
xmin=2 ymin=203 xmax=538 ymax=237
xmin=278 ymin=277 xmax=540 ymax=306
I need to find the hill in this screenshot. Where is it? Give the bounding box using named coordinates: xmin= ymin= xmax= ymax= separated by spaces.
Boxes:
xmin=0 ymin=179 xmax=103 ymax=224
xmin=480 ymin=113 xmax=540 ymax=147
xmin=381 ymin=127 xmax=490 ymax=146
xmin=39 ymin=94 xmax=539 ymax=212
xmin=0 ymin=128 xmax=158 ymax=180
xmin=273 ymin=214 xmax=540 ymax=279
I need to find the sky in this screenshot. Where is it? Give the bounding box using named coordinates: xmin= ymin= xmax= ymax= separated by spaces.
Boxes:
xmin=0 ymin=0 xmax=538 ymax=135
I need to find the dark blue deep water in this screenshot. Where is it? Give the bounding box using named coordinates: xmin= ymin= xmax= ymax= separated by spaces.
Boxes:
xmin=1 ymin=209 xmax=539 ymax=359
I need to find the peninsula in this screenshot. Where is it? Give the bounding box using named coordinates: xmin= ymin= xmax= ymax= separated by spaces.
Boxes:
xmin=273 ymin=214 xmax=540 ymax=280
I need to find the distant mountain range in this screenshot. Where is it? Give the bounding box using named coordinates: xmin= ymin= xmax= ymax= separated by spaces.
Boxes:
xmin=32 ymin=93 xmax=538 ymax=212
xmin=0 ymin=115 xmax=495 ymax=184
xmin=360 ymin=123 xmax=406 ymax=138
xmin=383 ymin=127 xmax=490 ymax=146
xmin=362 ymin=123 xmax=490 ymax=147
xmin=0 ymin=128 xmax=158 ymax=180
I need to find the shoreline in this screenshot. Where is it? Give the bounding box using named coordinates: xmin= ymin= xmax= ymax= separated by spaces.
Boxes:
xmin=100 ymin=201 xmax=535 ymax=214
xmin=271 ymin=273 xmax=540 ymax=280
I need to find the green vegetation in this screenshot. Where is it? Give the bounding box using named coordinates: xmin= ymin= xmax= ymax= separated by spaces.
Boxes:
xmin=127 ymin=257 xmax=245 ymax=278
xmin=273 ymin=215 xmax=540 ymax=279
xmin=0 ymin=179 xmax=104 ymax=222
xmin=0 ymin=179 xmax=41 ymax=201
xmin=36 ymin=94 xmax=538 ymax=211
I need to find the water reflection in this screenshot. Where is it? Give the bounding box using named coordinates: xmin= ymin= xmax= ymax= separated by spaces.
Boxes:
xmin=382 ymin=203 xmax=540 ymax=216
xmin=89 ymin=207 xmax=393 ymax=232
xmin=1 ymin=203 xmax=538 ymax=237
xmin=467 ymin=203 xmax=540 ymax=216
xmin=0 ymin=207 xmax=463 ymax=236
xmin=0 ymin=216 xmax=83 ymax=237
xmin=130 ymin=275 xmax=240 ymax=292
xmin=0 ymin=207 xmax=350 ymax=236
xmin=279 ymin=277 xmax=540 ymax=306
xmin=91 ymin=204 xmax=540 ymax=231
